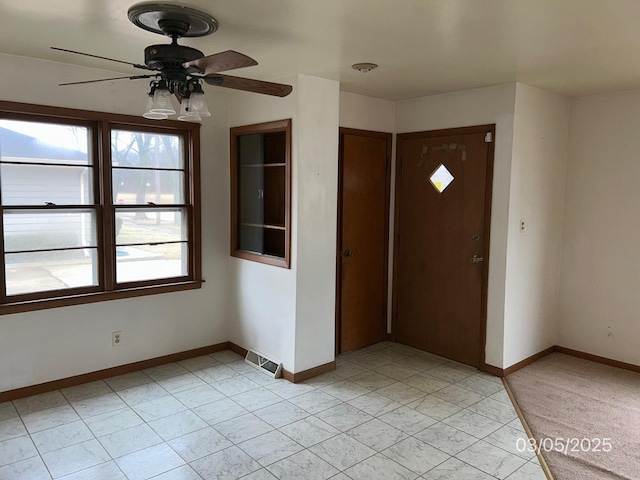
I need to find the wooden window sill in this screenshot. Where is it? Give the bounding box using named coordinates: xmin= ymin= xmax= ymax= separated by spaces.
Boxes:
xmin=0 ymin=280 xmax=204 ymax=315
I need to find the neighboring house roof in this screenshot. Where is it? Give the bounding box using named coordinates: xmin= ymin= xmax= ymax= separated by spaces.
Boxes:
xmin=0 ymin=127 xmax=87 ymax=163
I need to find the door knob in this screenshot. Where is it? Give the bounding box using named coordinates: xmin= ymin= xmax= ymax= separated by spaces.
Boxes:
xmin=470 ymin=255 xmax=483 ymax=264
xmin=342 ymin=250 xmax=353 ymax=257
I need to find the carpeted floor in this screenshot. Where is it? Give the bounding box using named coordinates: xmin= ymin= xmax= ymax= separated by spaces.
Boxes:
xmin=506 ymin=353 xmax=640 ymax=479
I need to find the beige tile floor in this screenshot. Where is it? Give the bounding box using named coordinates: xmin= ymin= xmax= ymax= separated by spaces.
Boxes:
xmin=0 ymin=342 xmax=546 ymax=479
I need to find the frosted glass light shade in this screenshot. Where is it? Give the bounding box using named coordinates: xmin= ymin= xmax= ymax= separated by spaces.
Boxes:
xmin=188 ymin=91 xmax=210 ymax=117
xmin=177 ymin=98 xmax=201 ymax=122
xmin=150 ymin=87 xmax=176 ymax=115
xmin=143 ymin=95 xmax=168 ymax=120
xmin=177 ymin=97 xmax=190 ymax=120
xmin=179 ymin=112 xmax=202 ymax=123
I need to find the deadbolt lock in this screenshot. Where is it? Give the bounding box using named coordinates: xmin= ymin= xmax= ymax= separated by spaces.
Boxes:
xmin=472 ymin=233 xmax=480 ymax=240
xmin=470 ymin=255 xmax=483 ymax=264
xmin=342 ymin=250 xmax=353 ymax=257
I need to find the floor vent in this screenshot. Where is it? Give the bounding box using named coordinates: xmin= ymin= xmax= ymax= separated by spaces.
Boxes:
xmin=245 ymin=349 xmax=282 ymax=378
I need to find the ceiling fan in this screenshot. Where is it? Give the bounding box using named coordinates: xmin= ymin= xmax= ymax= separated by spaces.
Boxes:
xmin=52 ymin=2 xmax=292 ymax=121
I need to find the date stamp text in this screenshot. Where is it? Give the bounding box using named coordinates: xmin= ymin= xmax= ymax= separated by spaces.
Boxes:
xmin=516 ymin=437 xmax=612 ymax=455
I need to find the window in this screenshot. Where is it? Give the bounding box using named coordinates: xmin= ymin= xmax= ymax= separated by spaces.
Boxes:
xmin=0 ymin=101 xmax=201 ymax=314
xmin=230 ymin=119 xmax=291 ymax=268
xmin=111 ymin=129 xmax=189 ymax=284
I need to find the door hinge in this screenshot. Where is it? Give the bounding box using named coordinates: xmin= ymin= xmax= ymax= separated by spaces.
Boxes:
xmin=484 ymin=132 xmax=493 ymax=143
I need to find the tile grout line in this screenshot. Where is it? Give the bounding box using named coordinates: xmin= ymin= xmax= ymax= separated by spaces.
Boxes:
xmin=2 ymin=345 xmax=541 ymax=480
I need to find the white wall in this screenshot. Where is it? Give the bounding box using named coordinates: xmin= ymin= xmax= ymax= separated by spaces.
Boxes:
xmin=227 ymin=75 xmax=299 ymax=371
xmin=339 ymin=92 xmax=394 ymax=133
xmin=395 ymin=84 xmax=516 ymax=368
xmin=503 ymin=84 xmax=568 ymax=367
xmin=6 ymin=51 xmax=620 ymax=388
xmin=294 ymin=75 xmax=340 ymax=372
xmin=558 ymin=89 xmax=640 ymax=365
xmin=0 ymin=54 xmax=230 ymax=392
xmin=228 ymin=74 xmax=340 ymax=373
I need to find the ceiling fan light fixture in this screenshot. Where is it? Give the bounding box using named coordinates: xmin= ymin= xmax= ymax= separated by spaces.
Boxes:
xmin=352 ymin=62 xmax=378 ymax=73
xmin=188 ymin=83 xmax=211 ymax=117
xmin=149 ymin=80 xmax=176 ymax=115
xmin=143 ymin=87 xmax=168 ymax=119
xmin=188 ymin=92 xmax=210 ymax=117
xmin=177 ymin=96 xmax=190 ymax=120
xmin=179 ymin=112 xmax=202 ymax=123
xmin=143 ymin=112 xmax=169 ymax=119
xmin=56 ymin=5 xmax=293 ymax=123
xmin=178 ymin=98 xmax=202 ymax=122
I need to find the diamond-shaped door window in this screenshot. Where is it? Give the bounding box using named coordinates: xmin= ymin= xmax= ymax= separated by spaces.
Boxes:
xmin=429 ymin=164 xmax=454 ymax=193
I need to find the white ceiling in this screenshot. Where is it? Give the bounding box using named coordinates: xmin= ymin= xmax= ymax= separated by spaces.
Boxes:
xmin=2 ymin=0 xmax=640 ymax=101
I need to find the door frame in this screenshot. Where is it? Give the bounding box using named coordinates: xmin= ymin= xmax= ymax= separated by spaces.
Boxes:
xmin=335 ymin=127 xmax=393 ymax=355
xmin=391 ymin=124 xmax=495 ymax=368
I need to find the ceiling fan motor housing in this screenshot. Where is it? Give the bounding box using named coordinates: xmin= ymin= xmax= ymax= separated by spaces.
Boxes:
xmin=145 ymin=44 xmax=204 ymax=72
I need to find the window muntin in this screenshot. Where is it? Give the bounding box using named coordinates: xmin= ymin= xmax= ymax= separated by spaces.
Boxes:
xmin=0 ymin=119 xmax=98 ymax=299
xmin=112 ymin=169 xmax=184 ymax=205
xmin=116 ymin=243 xmax=188 ymax=284
xmin=111 ymin=130 xmax=185 ymax=206
xmin=5 ymin=249 xmax=99 ymax=296
xmin=114 ymin=207 xmax=188 ymax=284
xmin=111 ymin=130 xmax=183 ymax=170
xmin=0 ymin=104 xmax=200 ymax=312
xmin=0 ymin=120 xmax=91 ymax=164
xmin=1 ymin=165 xmax=93 ymax=206
xmin=4 ymin=210 xmax=99 ymax=297
xmin=110 ymin=130 xmax=190 ymax=286
xmin=115 ymin=209 xmax=187 ymax=245
xmin=3 ymin=210 xmax=97 ymax=251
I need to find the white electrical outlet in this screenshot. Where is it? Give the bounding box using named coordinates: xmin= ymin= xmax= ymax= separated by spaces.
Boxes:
xmin=520 ymin=219 xmax=525 ymax=232
xmin=112 ymin=331 xmax=122 ymax=346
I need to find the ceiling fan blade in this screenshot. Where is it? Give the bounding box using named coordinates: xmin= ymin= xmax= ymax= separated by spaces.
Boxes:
xmin=184 ymin=50 xmax=258 ymax=74
xmin=59 ymin=75 xmax=156 ymax=86
xmin=51 ymin=47 xmax=151 ymax=71
xmin=204 ymin=74 xmax=292 ymax=97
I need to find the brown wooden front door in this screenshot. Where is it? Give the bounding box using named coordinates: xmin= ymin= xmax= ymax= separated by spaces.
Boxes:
xmin=337 ymin=128 xmax=392 ymax=354
xmin=393 ymin=125 xmax=494 ymax=367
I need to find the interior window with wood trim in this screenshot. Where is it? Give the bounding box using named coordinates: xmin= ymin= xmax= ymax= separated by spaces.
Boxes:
xmin=0 ymin=101 xmax=201 ymax=314
xmin=230 ymin=119 xmax=291 ymax=268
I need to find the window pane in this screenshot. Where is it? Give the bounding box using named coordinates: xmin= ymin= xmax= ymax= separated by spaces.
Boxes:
xmin=0 ymin=120 xmax=90 ymax=165
xmin=111 ymin=131 xmax=183 ymax=170
xmin=429 ymin=164 xmax=454 ymax=193
xmin=112 ymin=169 xmax=184 ymax=205
xmin=238 ymin=134 xmax=263 ymax=166
xmin=3 ymin=210 xmax=97 ymax=252
xmin=115 ymin=208 xmax=186 ymax=245
xmin=5 ymin=248 xmax=98 ymax=296
xmin=238 ymin=225 xmax=285 ymax=257
xmin=116 ymin=242 xmax=187 ymax=283
xmin=238 ymin=166 xmax=264 ymax=225
xmin=1 ymin=164 xmax=93 ymax=205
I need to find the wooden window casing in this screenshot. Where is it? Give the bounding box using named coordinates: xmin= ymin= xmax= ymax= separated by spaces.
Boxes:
xmin=0 ymin=101 xmax=202 ymax=315
xmin=230 ymin=119 xmax=291 ymax=268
